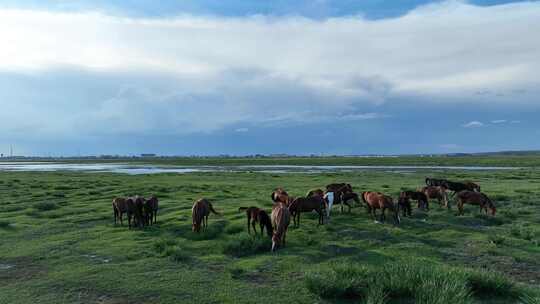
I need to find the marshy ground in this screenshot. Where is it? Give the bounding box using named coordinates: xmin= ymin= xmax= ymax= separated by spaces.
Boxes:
xmin=1 ymin=168 xmax=539 ymax=303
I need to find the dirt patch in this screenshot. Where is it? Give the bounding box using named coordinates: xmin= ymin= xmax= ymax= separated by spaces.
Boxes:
xmin=0 ymin=257 xmax=46 ymax=282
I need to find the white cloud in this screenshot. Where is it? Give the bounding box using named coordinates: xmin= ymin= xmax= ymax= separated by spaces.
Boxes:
xmin=510 ymin=120 xmax=521 ymax=124
xmin=235 ymin=128 xmax=249 ymax=132
xmin=0 ymin=1 xmax=539 ymax=138
xmin=491 ymin=120 xmax=507 ymax=124
xmin=463 ymin=121 xmax=483 ymax=128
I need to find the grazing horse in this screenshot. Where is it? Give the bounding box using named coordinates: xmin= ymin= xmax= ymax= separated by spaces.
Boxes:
xmin=326 ymin=183 xmax=353 ymax=194
xmin=425 ymin=177 xmax=448 ymax=187
xmin=146 ymin=195 xmax=159 ymax=225
xmin=288 ymin=196 xmax=325 ymax=227
xmin=306 ymin=188 xmax=324 ymax=199
xmin=335 ymin=192 xmax=361 ymax=213
xmin=456 ymin=191 xmax=496 ymax=216
xmin=192 ymin=198 xmax=220 ymax=233
xmin=112 ymin=197 xmax=128 ymax=226
xmin=125 ymin=196 xmax=145 ymax=229
xmin=420 ymin=186 xmax=449 ymax=208
xmin=238 ymin=207 xmax=273 ymax=237
xmin=271 ymin=202 xmax=291 ymax=252
xmin=271 ymin=188 xmax=294 ymax=206
xmin=397 ymin=194 xmax=412 ymax=217
xmin=401 ymin=191 xmax=429 ymax=210
xmin=464 ymin=181 xmax=481 ymax=192
xmin=142 ymin=198 xmax=153 ymax=226
xmin=444 ymin=181 xmax=473 ymax=196
xmin=361 ymin=191 xmax=400 ymax=224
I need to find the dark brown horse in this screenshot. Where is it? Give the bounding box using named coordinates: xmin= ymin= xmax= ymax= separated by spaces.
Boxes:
xmin=425 ymin=177 xmax=448 ymax=187
xmin=326 ymin=183 xmax=353 ymax=195
xmin=125 ymin=196 xmax=145 ymax=229
xmin=238 ymin=207 xmax=273 ymax=237
xmin=146 ymin=195 xmax=159 ymax=225
xmin=361 ymin=191 xmax=400 ymax=224
xmin=464 ymin=181 xmax=481 ymax=192
xmin=271 ymin=188 xmax=294 ymax=206
xmin=192 ymin=198 xmax=220 ymax=233
xmin=335 ymin=192 xmax=361 ymax=213
xmin=306 ymin=188 xmax=324 ymax=199
xmin=401 ymin=191 xmax=429 ymax=210
xmin=397 ymin=194 xmax=412 ymax=217
xmin=456 ymin=191 xmax=496 ymax=216
xmin=271 ymin=202 xmax=291 ymax=252
xmin=288 ymin=196 xmax=325 ymax=227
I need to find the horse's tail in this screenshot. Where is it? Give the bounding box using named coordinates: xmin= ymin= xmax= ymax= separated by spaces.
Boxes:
xmin=208 ymin=203 xmax=220 ymax=215
xmin=271 ymin=192 xmax=277 ymax=202
xmin=238 ymin=207 xmax=248 ymax=212
xmin=192 ymin=205 xmax=200 ymax=232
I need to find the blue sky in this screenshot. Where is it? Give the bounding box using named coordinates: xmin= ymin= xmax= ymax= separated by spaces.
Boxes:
xmin=0 ymin=0 xmax=539 ymax=156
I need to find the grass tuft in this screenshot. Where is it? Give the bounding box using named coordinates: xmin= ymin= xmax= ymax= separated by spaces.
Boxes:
xmin=33 ymin=202 xmax=58 ymax=211
xmin=222 ymin=234 xmax=271 ymax=257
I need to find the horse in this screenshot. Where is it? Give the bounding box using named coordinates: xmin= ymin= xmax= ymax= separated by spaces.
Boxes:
xmin=306 ymin=188 xmax=324 ymax=199
xmin=271 ymin=202 xmax=291 ymax=252
xmin=456 ymin=191 xmax=496 ymax=216
xmin=192 ymin=198 xmax=220 ymax=233
xmin=326 ymin=183 xmax=353 ymax=194
xmin=361 ymin=191 xmax=400 ymax=224
xmin=288 ymin=196 xmax=325 ymax=227
xmin=464 ymin=181 xmax=481 ymax=192
xmin=238 ymin=207 xmax=273 ymax=237
xmin=335 ymin=192 xmax=361 ymax=213
xmin=125 ymin=196 xmax=145 ymax=229
xmin=425 ymin=177 xmax=448 ymax=187
xmin=142 ymin=197 xmax=153 ymax=226
xmin=419 ymin=186 xmax=449 ymax=208
xmin=401 ymin=191 xmax=429 ymax=210
xmin=112 ymin=197 xmax=128 ymax=226
xmin=443 ymin=181 xmax=474 ymax=196
xmin=271 ymin=188 xmax=294 ymax=206
xmin=397 ymin=194 xmax=412 ymax=217
xmin=146 ymin=195 xmax=159 ymax=225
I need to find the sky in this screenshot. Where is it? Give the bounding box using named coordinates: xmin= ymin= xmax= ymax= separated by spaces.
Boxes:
xmin=0 ymin=0 xmax=539 ymax=156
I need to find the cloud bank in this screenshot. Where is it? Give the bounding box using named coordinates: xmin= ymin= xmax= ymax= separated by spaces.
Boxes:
xmin=0 ymin=1 xmax=539 ymax=154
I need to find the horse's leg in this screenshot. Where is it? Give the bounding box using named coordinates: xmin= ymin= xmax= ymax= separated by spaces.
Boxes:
xmin=425 ymin=199 xmax=429 ymax=211
xmin=381 ymin=208 xmax=386 ymax=222
xmin=341 ymin=203 xmax=344 ymax=213
xmin=119 ymin=212 xmax=123 ymax=226
xmin=297 ymin=213 xmax=301 ymax=228
xmin=128 ymin=212 xmax=132 ymax=229
xmin=247 ymin=215 xmax=251 ymax=234
xmin=252 ymin=219 xmax=257 ymax=234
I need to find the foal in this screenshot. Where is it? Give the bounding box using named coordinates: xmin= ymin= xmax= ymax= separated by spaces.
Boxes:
xmin=238 ymin=207 xmax=273 ymax=237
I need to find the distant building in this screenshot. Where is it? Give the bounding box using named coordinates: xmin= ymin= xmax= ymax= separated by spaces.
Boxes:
xmin=141 ymin=153 xmax=156 ymax=157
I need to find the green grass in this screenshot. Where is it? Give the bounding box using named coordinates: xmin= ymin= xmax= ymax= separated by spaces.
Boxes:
xmin=1 ymin=167 xmax=539 ymax=303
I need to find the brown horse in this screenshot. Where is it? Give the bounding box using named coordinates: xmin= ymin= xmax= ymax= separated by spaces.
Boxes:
xmin=145 ymin=195 xmax=159 ymax=225
xmin=288 ymin=196 xmax=325 ymax=227
xmin=271 ymin=188 xmax=294 ymax=206
xmin=456 ymin=191 xmax=496 ymax=216
xmin=112 ymin=197 xmax=128 ymax=226
xmin=192 ymin=198 xmax=220 ymax=233
xmin=271 ymin=202 xmax=291 ymax=252
xmin=464 ymin=181 xmax=481 ymax=192
xmin=420 ymin=186 xmax=449 ymax=208
xmin=306 ymin=188 xmax=324 ymax=199
xmin=238 ymin=207 xmax=273 ymax=237
xmin=397 ymin=194 xmax=412 ymax=217
xmin=400 ymin=191 xmax=429 ymax=210
xmin=326 ymin=183 xmax=353 ymax=193
xmin=125 ymin=196 xmax=145 ymax=229
xmin=361 ymin=191 xmax=400 ymax=224
xmin=336 ymin=192 xmax=361 ymax=213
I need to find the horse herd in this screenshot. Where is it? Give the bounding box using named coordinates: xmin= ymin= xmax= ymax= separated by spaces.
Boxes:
xmin=111 ymin=178 xmax=497 ymax=252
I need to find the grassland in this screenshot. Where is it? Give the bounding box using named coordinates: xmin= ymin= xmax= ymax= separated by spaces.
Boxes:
xmin=1 ymin=168 xmax=540 ymax=303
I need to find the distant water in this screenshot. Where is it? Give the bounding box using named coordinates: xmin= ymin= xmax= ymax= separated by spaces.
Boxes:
xmin=0 ymin=162 xmax=523 ymax=174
